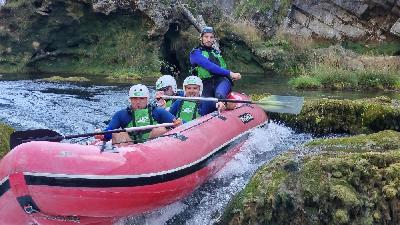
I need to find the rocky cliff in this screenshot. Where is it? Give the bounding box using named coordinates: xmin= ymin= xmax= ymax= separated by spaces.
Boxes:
xmin=0 ymin=0 xmax=399 ymax=77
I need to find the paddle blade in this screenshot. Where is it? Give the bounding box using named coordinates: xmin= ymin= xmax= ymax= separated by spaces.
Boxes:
xmin=10 ymin=129 xmax=62 ymax=149
xmin=256 ymin=95 xmax=304 ymax=115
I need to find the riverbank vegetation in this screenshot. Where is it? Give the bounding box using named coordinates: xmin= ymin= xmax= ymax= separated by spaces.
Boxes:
xmin=1 ymin=0 xmax=399 ymax=89
xmin=0 ymin=1 xmax=161 ymax=77
xmin=284 ymin=39 xmax=400 ymax=90
xmin=289 ymin=66 xmax=400 ymax=90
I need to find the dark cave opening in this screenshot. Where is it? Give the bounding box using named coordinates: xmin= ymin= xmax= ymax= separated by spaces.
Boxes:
xmin=160 ymin=23 xmax=183 ymax=80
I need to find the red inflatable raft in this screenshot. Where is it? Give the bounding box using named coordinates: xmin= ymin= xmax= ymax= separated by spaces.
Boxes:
xmin=0 ymin=94 xmax=267 ymax=225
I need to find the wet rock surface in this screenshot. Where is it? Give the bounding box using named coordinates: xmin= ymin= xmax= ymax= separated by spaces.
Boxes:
xmin=221 ymin=130 xmax=400 ymax=225
xmin=270 ymin=96 xmax=400 ymax=135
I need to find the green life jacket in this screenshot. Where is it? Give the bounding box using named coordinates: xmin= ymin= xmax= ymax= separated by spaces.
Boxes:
xmin=177 ymin=100 xmax=200 ymax=122
xmin=192 ymin=47 xmax=227 ymax=79
xmin=126 ymin=107 xmax=156 ymax=143
xmin=166 ymin=99 xmax=173 ymax=109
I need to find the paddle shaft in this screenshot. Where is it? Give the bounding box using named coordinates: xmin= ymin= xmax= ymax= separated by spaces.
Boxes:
xmin=162 ymin=94 xmax=304 ymax=114
xmin=24 ymin=123 xmax=175 ymax=142
xmin=162 ymin=95 xmax=252 ymax=104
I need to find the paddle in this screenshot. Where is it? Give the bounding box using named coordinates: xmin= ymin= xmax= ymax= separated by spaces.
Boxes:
xmin=9 ymin=123 xmax=175 ymax=149
xmin=162 ymin=95 xmax=304 ymax=115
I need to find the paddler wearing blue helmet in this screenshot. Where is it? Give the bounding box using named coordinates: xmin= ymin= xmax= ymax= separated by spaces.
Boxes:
xmin=189 ymin=26 xmax=241 ymax=114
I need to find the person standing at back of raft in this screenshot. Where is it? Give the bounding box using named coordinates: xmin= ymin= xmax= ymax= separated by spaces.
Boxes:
xmin=189 ymin=26 xmax=242 ymax=114
xmin=95 ymin=84 xmax=181 ymax=144
xmin=155 ymin=75 xmax=184 ymax=110
xmin=169 ymin=76 xmax=206 ymax=122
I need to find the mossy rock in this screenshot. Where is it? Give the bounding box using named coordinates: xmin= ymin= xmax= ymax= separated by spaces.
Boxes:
xmin=249 ymin=93 xmax=270 ymax=101
xmin=105 ymin=74 xmax=142 ymax=83
xmin=222 ymin=131 xmax=400 ymax=225
xmin=41 ymin=76 xmax=90 ymax=82
xmin=270 ymin=96 xmax=400 ymax=135
xmin=0 ymin=123 xmax=14 ymax=158
xmin=306 ymin=130 xmax=400 ymax=152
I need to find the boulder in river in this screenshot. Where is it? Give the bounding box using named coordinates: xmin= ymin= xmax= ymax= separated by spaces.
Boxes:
xmin=221 ymin=130 xmax=400 ymax=225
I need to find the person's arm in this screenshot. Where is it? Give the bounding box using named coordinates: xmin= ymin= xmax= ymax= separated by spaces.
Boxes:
xmin=190 ymin=49 xmax=230 ymax=77
xmin=198 ymin=101 xmax=216 ymax=116
xmin=198 ymin=101 xmax=207 ymax=116
xmin=152 ymin=106 xmax=183 ymax=126
xmin=102 ymin=110 xmax=130 ymax=141
xmin=152 ymin=107 xmax=176 ymax=123
xmin=168 ymin=99 xmax=181 ymax=116
xmin=176 ymin=90 xmax=185 ymax=97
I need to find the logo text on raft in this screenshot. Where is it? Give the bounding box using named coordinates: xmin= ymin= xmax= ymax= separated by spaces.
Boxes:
xmin=239 ymin=113 xmax=254 ymax=124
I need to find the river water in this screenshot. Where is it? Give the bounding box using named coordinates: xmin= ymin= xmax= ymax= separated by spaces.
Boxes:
xmin=0 ymin=73 xmax=396 ymax=224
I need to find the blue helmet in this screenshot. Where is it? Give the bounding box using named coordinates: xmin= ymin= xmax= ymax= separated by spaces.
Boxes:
xmin=201 ymin=26 xmax=214 ymax=36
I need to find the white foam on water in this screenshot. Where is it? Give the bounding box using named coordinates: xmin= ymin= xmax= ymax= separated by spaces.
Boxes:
xmin=0 ymin=80 xmax=312 ymax=224
xmin=116 ymin=202 xmax=187 ymax=225
xmin=120 ymin=122 xmax=312 ymax=225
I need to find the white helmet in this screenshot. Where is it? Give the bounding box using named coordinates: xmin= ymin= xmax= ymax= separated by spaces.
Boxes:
xmin=156 ymin=75 xmax=177 ymax=93
xmin=129 ymin=84 xmax=149 ymax=98
xmin=183 ymin=76 xmax=203 ymax=96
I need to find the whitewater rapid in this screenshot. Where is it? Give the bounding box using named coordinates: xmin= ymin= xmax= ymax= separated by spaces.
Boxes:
xmin=0 ymin=79 xmax=311 ymax=224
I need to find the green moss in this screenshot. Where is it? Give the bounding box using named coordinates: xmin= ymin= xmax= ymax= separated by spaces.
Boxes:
xmin=33 ymin=11 xmax=161 ymax=77
xmin=333 ymin=209 xmax=349 ymax=224
xmin=223 ymin=130 xmax=400 ymax=224
xmin=382 ymin=185 xmax=397 ymax=199
xmin=330 ymin=184 xmax=360 ymax=207
xmin=0 ymin=1 xmax=161 ymax=77
xmin=223 ymin=141 xmax=400 ymax=224
xmin=249 ymin=93 xmax=270 ymax=101
xmin=373 ymin=210 xmax=381 ymax=220
xmin=306 ymin=130 xmax=400 ymax=152
xmin=300 ymin=158 xmax=329 ymax=201
xmin=0 ymin=123 xmax=14 ymax=158
xmin=271 ymin=97 xmax=400 ymax=135
xmin=220 ymin=153 xmax=293 ymax=224
xmin=40 ymin=76 xmax=90 ymax=82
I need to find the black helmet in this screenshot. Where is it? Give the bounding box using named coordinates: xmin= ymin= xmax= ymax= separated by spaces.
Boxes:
xmin=201 ymin=26 xmax=214 ymax=36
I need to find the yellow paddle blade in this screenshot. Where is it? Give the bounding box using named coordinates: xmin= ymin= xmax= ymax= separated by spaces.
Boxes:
xmin=255 ymin=95 xmax=304 ymax=115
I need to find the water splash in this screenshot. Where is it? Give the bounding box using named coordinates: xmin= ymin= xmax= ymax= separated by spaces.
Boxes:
xmin=119 ymin=123 xmax=312 ymax=225
xmin=0 ymin=79 xmax=312 ymax=224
